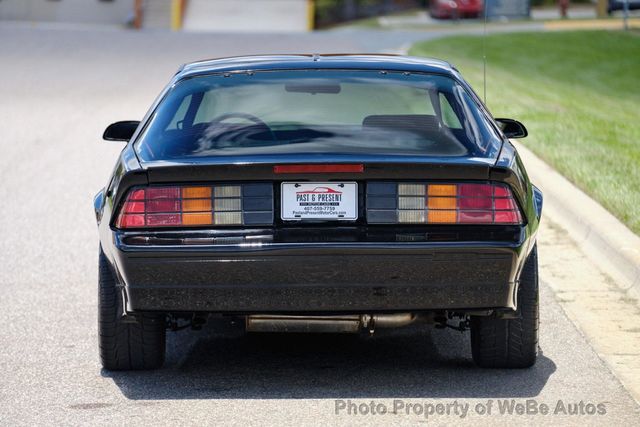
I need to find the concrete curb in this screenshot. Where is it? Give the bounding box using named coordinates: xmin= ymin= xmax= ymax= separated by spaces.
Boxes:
xmin=514 ymin=142 xmax=640 ymax=301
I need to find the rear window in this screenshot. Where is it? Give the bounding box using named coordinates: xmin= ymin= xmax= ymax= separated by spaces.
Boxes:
xmin=135 ymin=70 xmax=501 ymax=161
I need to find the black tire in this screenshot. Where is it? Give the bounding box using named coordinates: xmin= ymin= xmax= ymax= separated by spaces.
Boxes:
xmin=98 ymin=248 xmax=166 ymax=370
xmin=470 ymin=245 xmax=539 ymax=368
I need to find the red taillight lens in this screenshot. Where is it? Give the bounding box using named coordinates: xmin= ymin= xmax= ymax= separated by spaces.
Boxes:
xmin=116 ymin=185 xmax=243 ymax=228
xmin=118 ymin=213 xmax=145 ymax=228
xmin=424 ymin=182 xmax=522 ymax=224
xmin=123 ymin=201 xmax=145 ymax=213
xmin=146 ymin=213 xmax=181 ymax=226
xmin=368 ymin=182 xmax=523 ymax=225
xmin=458 ymin=183 xmax=492 ymax=198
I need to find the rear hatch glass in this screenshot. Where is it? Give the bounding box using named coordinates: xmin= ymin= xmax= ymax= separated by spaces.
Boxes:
xmin=135 ymin=70 xmax=501 ymax=161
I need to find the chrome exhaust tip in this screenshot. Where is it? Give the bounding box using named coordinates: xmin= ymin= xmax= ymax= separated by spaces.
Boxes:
xmin=245 ymin=313 xmax=416 ymax=333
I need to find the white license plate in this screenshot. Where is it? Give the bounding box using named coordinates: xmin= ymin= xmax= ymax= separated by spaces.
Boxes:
xmin=281 ymin=182 xmax=358 ymax=221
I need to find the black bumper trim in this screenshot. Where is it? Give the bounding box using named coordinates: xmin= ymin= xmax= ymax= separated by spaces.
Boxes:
xmin=112 ymin=238 xmax=522 ymax=313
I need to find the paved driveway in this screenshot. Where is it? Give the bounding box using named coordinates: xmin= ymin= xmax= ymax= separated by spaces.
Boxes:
xmin=0 ymin=25 xmax=638 ymax=426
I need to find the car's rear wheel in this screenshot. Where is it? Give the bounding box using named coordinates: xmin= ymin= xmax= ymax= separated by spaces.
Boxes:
xmin=470 ymin=245 xmax=539 ymax=368
xmin=98 ymin=248 xmax=166 ymax=370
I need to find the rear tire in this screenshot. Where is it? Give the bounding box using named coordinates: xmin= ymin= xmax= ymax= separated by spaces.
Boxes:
xmin=98 ymin=248 xmax=166 ymax=370
xmin=470 ymin=245 xmax=539 ymax=368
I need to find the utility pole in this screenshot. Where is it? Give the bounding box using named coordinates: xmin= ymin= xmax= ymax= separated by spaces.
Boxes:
xmin=307 ymin=0 xmax=316 ymax=31
xmin=134 ymin=0 xmax=143 ymax=29
xmin=595 ymin=0 xmax=608 ymax=18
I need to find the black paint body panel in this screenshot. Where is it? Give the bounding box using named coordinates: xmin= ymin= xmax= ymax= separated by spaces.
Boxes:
xmin=95 ymin=55 xmax=542 ymax=315
xmin=117 ymin=242 xmax=519 ymax=313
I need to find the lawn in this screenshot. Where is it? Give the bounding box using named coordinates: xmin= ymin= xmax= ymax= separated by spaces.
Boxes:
xmin=410 ymin=30 xmax=640 ymax=234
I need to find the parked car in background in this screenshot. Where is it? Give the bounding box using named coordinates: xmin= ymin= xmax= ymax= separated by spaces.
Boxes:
xmin=429 ymin=0 xmax=484 ymax=19
xmin=608 ymin=0 xmax=640 ymax=14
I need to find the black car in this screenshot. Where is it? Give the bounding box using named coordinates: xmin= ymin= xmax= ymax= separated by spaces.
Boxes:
xmin=608 ymin=0 xmax=640 ymax=14
xmin=95 ymin=54 xmax=542 ymax=370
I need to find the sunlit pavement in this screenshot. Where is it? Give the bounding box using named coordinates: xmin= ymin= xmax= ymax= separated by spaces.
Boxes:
xmin=0 ymin=25 xmax=638 ymax=425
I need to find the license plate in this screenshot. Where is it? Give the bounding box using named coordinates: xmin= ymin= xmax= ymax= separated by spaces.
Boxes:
xmin=281 ymin=182 xmax=358 ymax=221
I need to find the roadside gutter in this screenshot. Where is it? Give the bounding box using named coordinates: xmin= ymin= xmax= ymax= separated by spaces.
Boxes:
xmin=514 ymin=141 xmax=640 ymax=302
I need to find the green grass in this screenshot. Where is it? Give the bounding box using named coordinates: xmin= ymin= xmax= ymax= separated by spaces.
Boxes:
xmin=410 ymin=30 xmax=640 ymax=234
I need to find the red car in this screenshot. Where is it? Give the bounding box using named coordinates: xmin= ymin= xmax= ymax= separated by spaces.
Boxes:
xmin=429 ymin=0 xmax=484 ymax=19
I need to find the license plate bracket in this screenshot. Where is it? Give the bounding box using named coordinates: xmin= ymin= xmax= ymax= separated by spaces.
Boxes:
xmin=281 ymin=182 xmax=358 ymax=221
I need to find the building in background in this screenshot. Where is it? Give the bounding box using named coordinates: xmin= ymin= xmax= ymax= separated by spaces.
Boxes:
xmin=183 ymin=0 xmax=309 ymax=32
xmin=0 ymin=0 xmax=134 ymax=26
xmin=0 ymin=0 xmax=313 ymax=31
xmin=0 ymin=0 xmax=423 ymax=31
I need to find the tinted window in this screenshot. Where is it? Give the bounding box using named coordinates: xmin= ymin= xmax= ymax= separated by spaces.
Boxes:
xmin=135 ymin=70 xmax=501 ymax=161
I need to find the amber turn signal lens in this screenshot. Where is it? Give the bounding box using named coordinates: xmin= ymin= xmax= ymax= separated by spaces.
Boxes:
xmin=182 ymin=212 xmax=212 ymax=225
xmin=182 ymin=199 xmax=212 ymax=212
xmin=182 ymin=187 xmax=212 ymax=199
xmin=428 ymin=210 xmax=457 ymax=223
xmin=427 ymin=184 xmax=457 ymax=196
xmin=428 ymin=197 xmax=456 ymax=209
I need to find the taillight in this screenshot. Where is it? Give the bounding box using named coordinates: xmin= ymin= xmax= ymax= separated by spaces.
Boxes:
xmin=366 ymin=182 xmax=522 ymax=225
xmin=115 ymin=184 xmax=273 ymax=229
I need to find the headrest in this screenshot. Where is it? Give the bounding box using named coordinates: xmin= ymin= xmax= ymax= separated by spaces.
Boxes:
xmin=362 ymin=114 xmax=440 ymax=133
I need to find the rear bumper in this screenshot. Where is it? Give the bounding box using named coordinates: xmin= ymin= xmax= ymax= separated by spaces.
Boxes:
xmin=111 ymin=229 xmax=527 ymax=313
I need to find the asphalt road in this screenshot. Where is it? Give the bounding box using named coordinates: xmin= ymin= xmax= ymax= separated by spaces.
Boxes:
xmin=0 ymin=25 xmax=638 ymax=426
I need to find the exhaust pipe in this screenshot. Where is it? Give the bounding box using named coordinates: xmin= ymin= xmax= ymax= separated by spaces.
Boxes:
xmin=246 ymin=313 xmax=416 ymax=333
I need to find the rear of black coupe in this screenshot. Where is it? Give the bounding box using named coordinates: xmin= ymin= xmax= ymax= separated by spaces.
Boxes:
xmin=95 ymin=55 xmax=542 ymax=370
